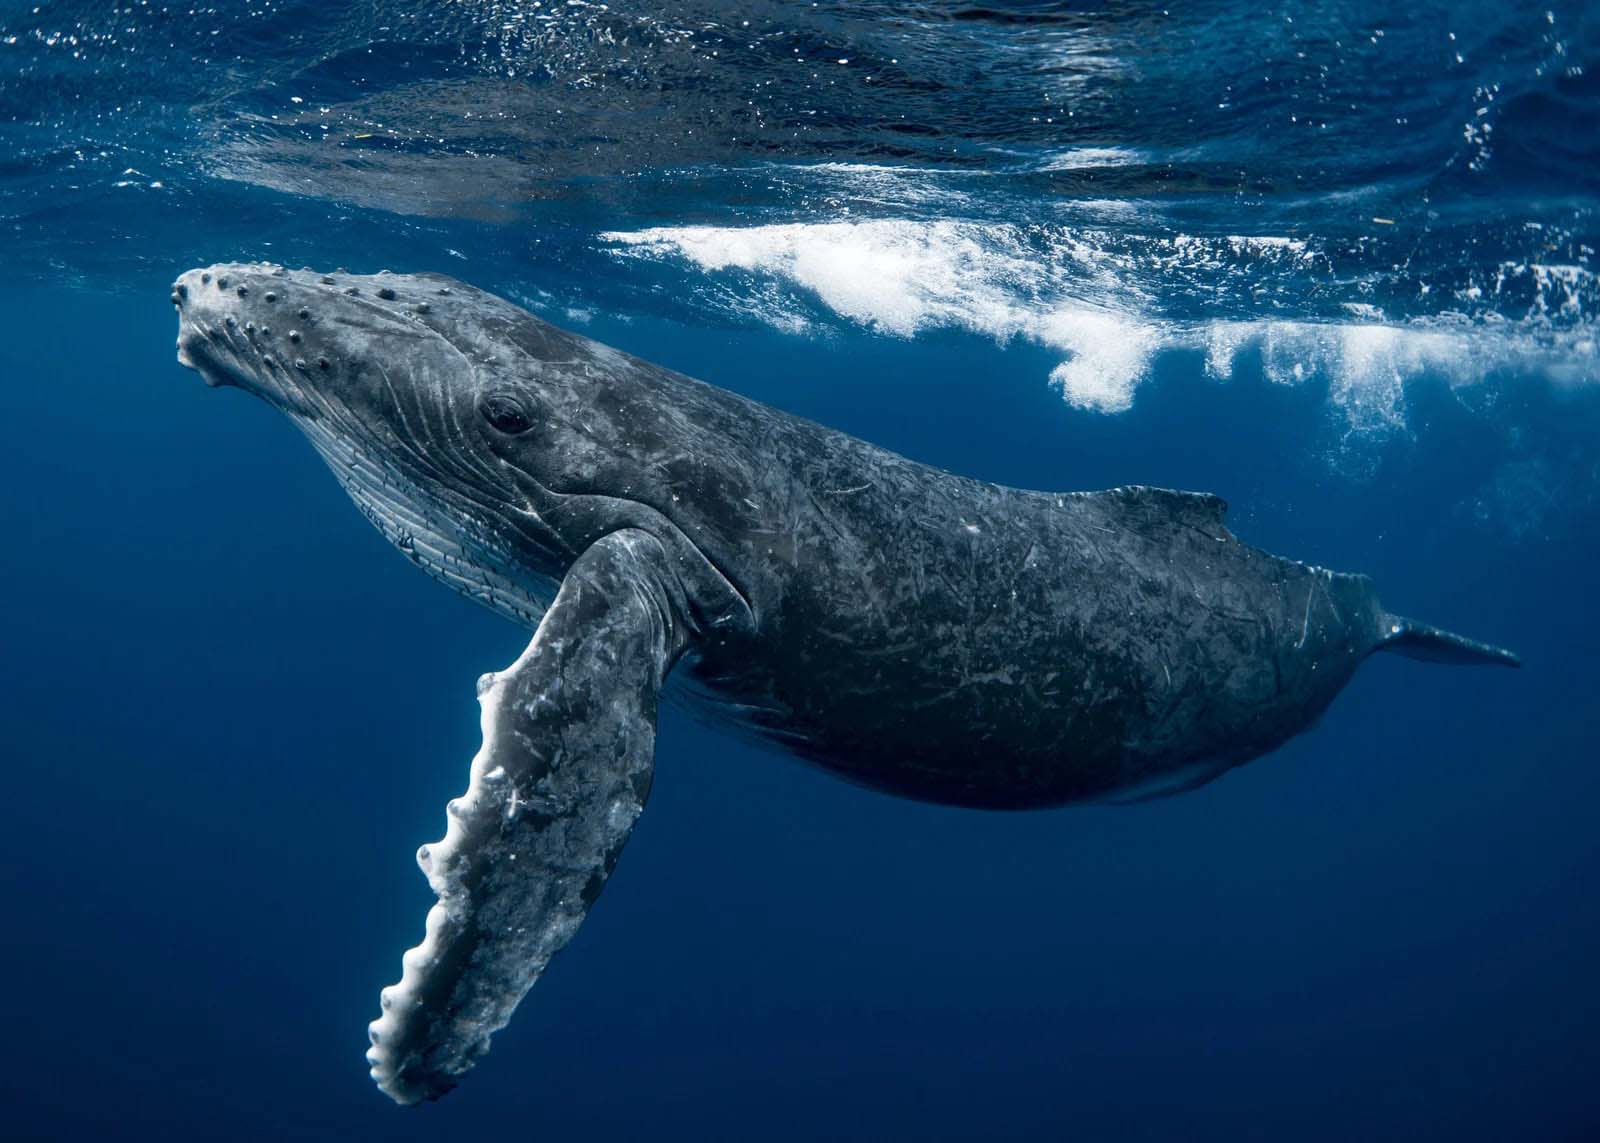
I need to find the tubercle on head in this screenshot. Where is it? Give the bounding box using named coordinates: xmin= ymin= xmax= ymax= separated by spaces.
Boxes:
xmin=173 ymin=262 xmax=472 ymax=390
xmin=176 ymin=262 xmax=454 ymax=323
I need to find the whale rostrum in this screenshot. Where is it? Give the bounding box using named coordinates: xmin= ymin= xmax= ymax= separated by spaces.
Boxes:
xmin=172 ymin=262 xmax=1519 ymax=1104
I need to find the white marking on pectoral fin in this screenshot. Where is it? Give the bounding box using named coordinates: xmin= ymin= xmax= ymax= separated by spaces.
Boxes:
xmin=364 ymin=530 xmax=678 ymax=1105
xmin=367 ymin=664 xmax=524 ymax=1101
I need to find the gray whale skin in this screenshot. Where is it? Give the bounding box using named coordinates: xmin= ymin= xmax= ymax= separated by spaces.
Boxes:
xmin=172 ymin=262 xmax=1518 ymax=1105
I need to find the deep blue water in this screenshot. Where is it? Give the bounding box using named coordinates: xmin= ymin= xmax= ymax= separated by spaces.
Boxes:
xmin=3 ymin=2 xmax=1599 ymax=1140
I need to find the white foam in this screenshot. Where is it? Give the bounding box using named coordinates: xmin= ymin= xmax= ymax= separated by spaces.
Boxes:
xmin=608 ymin=220 xmax=1031 ymax=339
xmin=603 ymin=219 xmax=1599 ymax=425
xmin=606 ymin=220 xmax=1154 ymax=411
xmin=1203 ymin=321 xmax=1255 ymax=381
xmin=1223 ymin=234 xmax=1308 ymax=254
xmin=1038 ymin=309 xmax=1159 ymax=414
xmin=1037 ymin=147 xmax=1146 ymax=171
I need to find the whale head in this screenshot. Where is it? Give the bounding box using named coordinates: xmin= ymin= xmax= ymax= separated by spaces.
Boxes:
xmin=173 ymin=262 xmax=591 ymax=626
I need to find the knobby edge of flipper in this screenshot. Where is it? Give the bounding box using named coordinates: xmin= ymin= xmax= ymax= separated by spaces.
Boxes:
xmin=1375 ymin=613 xmax=1522 ymax=668
xmin=365 ymin=529 xmax=693 ymax=1105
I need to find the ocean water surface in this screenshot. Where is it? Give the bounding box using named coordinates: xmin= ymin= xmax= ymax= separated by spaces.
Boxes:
xmin=2 ymin=1 xmax=1598 ymax=1140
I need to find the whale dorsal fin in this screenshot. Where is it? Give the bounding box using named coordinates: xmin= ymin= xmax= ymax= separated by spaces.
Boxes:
xmin=1101 ymin=485 xmax=1231 ymax=532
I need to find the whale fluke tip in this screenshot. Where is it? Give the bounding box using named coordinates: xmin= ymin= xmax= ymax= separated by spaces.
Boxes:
xmin=1378 ymin=614 xmax=1521 ymax=668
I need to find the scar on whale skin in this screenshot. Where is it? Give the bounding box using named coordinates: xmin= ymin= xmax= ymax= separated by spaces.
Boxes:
xmin=171 ymin=262 xmax=1519 ymax=1104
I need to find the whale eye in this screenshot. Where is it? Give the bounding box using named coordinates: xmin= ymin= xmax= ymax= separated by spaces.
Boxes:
xmin=479 ymin=393 xmax=535 ymax=435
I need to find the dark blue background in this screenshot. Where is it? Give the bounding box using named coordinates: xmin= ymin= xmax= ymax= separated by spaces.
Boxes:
xmin=2 ymin=271 xmax=1596 ymax=1141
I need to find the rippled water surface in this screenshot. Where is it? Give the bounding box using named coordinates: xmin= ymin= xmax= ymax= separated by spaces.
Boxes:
xmin=2 ymin=3 xmax=1598 ymax=1141
xmin=5 ymin=0 xmax=1596 ymax=413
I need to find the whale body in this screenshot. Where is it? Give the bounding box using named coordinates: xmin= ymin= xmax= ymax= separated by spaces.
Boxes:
xmin=172 ymin=262 xmax=1517 ymax=1104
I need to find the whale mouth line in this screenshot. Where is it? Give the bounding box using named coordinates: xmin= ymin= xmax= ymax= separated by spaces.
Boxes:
xmin=176 ymin=315 xmax=324 ymax=418
xmin=177 ymin=321 xmax=254 ymax=390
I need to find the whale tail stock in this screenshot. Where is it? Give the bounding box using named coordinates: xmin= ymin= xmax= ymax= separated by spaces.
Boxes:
xmin=1375 ymin=614 xmax=1522 ymax=668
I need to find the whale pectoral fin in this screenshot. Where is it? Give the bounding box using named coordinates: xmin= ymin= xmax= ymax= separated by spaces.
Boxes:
xmin=366 ymin=528 xmax=691 ymax=1105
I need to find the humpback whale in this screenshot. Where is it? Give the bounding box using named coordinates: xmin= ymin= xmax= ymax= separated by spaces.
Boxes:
xmin=172 ymin=262 xmax=1518 ymax=1105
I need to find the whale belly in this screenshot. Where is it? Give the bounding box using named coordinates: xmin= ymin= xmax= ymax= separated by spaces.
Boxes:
xmin=682 ymin=493 xmax=1370 ymax=809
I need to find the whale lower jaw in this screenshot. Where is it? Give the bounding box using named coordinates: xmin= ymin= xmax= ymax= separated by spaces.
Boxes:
xmin=175 ymin=321 xmax=252 ymax=391
xmin=300 ymin=420 xmax=555 ymax=629
xmin=175 ymin=312 xmax=324 ymax=418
